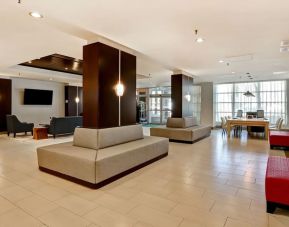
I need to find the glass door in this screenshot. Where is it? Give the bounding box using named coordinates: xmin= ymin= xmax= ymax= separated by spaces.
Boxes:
xmin=147 ymin=87 xmax=172 ymax=124
xmin=161 ymin=96 xmax=172 ymax=124
xmin=149 ymin=96 xmax=161 ymax=124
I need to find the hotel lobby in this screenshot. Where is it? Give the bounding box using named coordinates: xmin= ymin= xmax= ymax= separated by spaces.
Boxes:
xmin=1 ymin=1 xmax=289 ymax=227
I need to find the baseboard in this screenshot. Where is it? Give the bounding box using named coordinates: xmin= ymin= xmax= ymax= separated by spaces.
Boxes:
xmin=39 ymin=152 xmax=168 ymax=189
xmin=169 ymin=133 xmax=211 ymax=144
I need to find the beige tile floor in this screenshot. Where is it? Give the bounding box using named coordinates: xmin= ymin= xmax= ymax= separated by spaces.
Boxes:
xmin=0 ymin=129 xmax=289 ymax=227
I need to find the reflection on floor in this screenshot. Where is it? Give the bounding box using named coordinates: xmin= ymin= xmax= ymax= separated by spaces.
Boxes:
xmin=0 ymin=129 xmax=288 ymax=226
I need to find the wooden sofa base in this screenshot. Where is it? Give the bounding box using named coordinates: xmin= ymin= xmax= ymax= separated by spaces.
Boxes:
xmin=39 ymin=152 xmax=168 ymax=189
xmin=169 ymin=133 xmax=211 ymax=144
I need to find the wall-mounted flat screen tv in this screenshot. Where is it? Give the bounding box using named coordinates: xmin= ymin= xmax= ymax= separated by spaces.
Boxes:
xmin=24 ymin=89 xmax=53 ymax=105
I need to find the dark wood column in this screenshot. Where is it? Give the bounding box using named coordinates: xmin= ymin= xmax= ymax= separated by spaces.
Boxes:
xmin=120 ymin=51 xmax=136 ymax=126
xmin=171 ymin=74 xmax=194 ymax=118
xmin=83 ymin=42 xmax=136 ymax=128
xmin=0 ymin=78 xmax=11 ymax=132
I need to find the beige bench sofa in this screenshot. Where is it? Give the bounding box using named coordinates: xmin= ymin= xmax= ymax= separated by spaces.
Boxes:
xmin=150 ymin=117 xmax=211 ymax=143
xmin=37 ymin=125 xmax=169 ymax=188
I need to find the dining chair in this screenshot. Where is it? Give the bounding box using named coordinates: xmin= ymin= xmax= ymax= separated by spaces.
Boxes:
xmin=278 ymin=119 xmax=284 ymax=130
xmin=221 ymin=117 xmax=227 ymax=136
xmin=270 ymin=118 xmax=281 ymax=129
xmin=257 ymin=110 xmax=265 ymax=118
xmin=236 ymin=110 xmax=243 ymax=118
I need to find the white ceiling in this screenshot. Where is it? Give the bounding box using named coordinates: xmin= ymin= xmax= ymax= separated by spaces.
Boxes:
xmin=1 ymin=0 xmax=289 ymax=86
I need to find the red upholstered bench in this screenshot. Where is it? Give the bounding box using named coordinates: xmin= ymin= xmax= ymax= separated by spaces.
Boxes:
xmin=266 ymin=156 xmax=289 ymax=213
xmin=269 ymin=131 xmax=289 ymax=150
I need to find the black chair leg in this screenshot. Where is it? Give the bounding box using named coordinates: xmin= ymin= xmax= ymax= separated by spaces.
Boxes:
xmin=7 ymin=132 xmax=10 ymax=137
xmin=267 ymin=201 xmax=276 ymax=214
xmin=25 ymin=131 xmax=27 ymax=135
xmin=14 ymin=133 xmax=16 ymax=138
xmin=53 ymin=134 xmax=56 ymax=139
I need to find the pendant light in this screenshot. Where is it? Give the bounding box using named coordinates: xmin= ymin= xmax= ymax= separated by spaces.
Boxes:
xmin=75 ymin=87 xmax=80 ymax=116
xmin=243 ymin=91 xmax=255 ymax=97
xmin=195 ymin=29 xmax=205 ymax=43
xmin=115 ymin=50 xmax=125 ymax=97
xmin=114 ymin=49 xmax=125 ymax=126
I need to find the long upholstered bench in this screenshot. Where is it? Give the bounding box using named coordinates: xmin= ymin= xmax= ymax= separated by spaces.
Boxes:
xmin=37 ymin=125 xmax=169 ymax=188
xmin=150 ymin=116 xmax=211 ymax=143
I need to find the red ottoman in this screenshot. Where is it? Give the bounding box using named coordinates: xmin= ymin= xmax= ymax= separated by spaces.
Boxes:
xmin=266 ymin=156 xmax=289 ymax=213
xmin=269 ymin=131 xmax=289 ymax=150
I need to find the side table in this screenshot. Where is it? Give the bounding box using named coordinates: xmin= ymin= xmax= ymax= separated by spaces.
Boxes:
xmin=33 ymin=127 xmax=48 ymax=140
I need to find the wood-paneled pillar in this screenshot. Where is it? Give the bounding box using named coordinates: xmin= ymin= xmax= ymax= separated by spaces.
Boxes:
xmin=171 ymin=74 xmax=194 ymax=118
xmin=83 ymin=42 xmax=136 ymax=128
xmin=0 ymin=78 xmax=11 ymax=132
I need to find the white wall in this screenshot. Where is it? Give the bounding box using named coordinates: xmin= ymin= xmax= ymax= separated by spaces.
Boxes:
xmin=12 ymin=78 xmax=65 ymax=126
xmin=200 ymin=82 xmax=214 ymax=127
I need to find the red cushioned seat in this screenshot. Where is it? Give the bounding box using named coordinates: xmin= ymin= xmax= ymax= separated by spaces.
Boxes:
xmin=269 ymin=131 xmax=289 ymax=149
xmin=266 ymin=156 xmax=289 ymax=213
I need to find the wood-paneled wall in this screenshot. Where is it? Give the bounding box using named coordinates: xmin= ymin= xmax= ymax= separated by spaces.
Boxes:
xmin=0 ymin=78 xmax=12 ymax=132
xmin=65 ymin=86 xmax=83 ymax=116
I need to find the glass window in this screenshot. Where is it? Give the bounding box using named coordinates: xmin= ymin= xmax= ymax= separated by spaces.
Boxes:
xmin=215 ymin=84 xmax=233 ymax=122
xmin=215 ymin=80 xmax=287 ymax=124
xmin=192 ymin=85 xmax=202 ymax=124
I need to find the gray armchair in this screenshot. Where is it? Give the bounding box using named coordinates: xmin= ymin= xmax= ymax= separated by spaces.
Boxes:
xmin=6 ymin=115 xmax=34 ymax=137
xmin=47 ymin=116 xmax=82 ymax=138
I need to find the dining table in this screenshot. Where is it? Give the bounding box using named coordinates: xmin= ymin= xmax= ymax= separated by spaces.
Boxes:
xmin=226 ymin=118 xmax=270 ymax=139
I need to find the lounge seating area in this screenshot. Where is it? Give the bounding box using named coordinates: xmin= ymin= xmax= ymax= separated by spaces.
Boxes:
xmin=5 ymin=115 xmax=82 ymax=139
xmin=1 ymin=1 xmax=289 ymax=226
xmin=37 ymin=125 xmax=169 ymax=187
xmin=150 ymin=116 xmax=211 ymax=143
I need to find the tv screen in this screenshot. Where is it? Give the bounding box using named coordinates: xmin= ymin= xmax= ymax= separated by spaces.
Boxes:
xmin=24 ymin=89 xmax=53 ymax=105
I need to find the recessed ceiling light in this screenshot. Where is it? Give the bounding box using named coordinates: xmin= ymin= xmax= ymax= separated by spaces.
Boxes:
xmin=49 ymin=78 xmax=53 ymax=81
xmin=195 ymin=37 xmax=205 ymax=43
xmin=219 ymin=60 xmax=224 ymax=63
xmin=29 ymin=11 xmax=43 ymax=18
xmin=273 ymin=71 xmax=288 ymax=75
xmin=231 ymin=72 xmax=235 ymax=74
xmin=280 ymin=40 xmax=289 ymax=47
